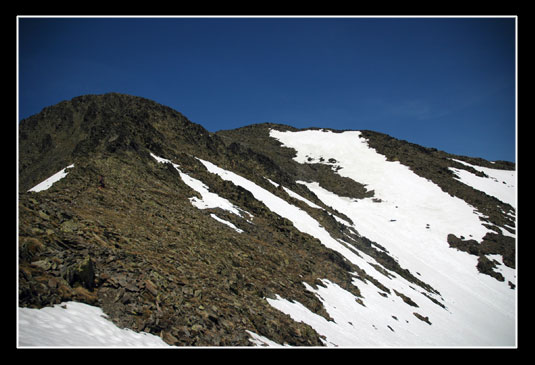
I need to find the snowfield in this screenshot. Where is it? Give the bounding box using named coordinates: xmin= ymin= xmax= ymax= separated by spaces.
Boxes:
xmin=268 ymin=129 xmax=516 ymax=347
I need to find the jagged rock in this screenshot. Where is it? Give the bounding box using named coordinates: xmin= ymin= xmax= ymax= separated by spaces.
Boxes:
xmin=413 ymin=312 xmax=432 ymax=325
xmin=31 ymin=259 xmax=52 ymax=271
xmin=60 ymin=220 xmax=79 ymax=233
xmin=144 ymin=279 xmax=158 ymax=297
xmin=64 ymin=255 xmax=95 ymax=290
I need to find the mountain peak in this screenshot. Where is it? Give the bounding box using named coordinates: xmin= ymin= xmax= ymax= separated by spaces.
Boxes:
xmin=19 ymin=93 xmax=220 ymax=191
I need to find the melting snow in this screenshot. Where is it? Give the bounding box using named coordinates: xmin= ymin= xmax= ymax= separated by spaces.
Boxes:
xmin=266 ymin=178 xmax=322 ymax=209
xmin=246 ymin=330 xmax=288 ymax=347
xmin=210 ymin=213 xmax=244 ymax=233
xmin=197 ymin=158 xmax=355 ymax=256
xmin=283 ymin=186 xmax=323 ymax=210
xmin=485 ymin=254 xmax=517 ymax=286
xmin=18 ymin=301 xmax=171 ymax=347
xmin=150 ymin=153 xmax=246 ymax=218
xmin=28 ymin=164 xmax=75 ymax=192
xmin=449 ymin=158 xmax=516 ymax=209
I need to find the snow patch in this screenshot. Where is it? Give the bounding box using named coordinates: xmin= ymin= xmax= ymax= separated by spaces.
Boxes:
xmin=28 ymin=164 xmax=75 ymax=192
xmin=197 ymin=158 xmax=358 ymax=257
xmin=246 ymin=330 xmax=287 ymax=347
xmin=449 ymin=159 xmax=516 ymax=209
xmin=283 ymin=186 xmax=322 ymax=209
xmin=150 ymin=152 xmax=247 ymax=218
xmin=210 ymin=213 xmax=244 ymax=233
xmin=18 ymin=301 xmax=171 ymax=347
xmin=266 ymin=178 xmax=322 ymax=209
xmin=485 ymin=254 xmax=516 ymax=287
xmin=266 ymin=280 xmax=439 ymax=347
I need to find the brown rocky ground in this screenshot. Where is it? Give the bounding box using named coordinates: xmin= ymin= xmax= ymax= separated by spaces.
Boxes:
xmin=19 ymin=150 xmax=370 ymax=346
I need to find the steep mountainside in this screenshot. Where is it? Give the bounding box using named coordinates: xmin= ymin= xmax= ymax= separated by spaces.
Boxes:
xmin=18 ymin=93 xmax=516 ymax=347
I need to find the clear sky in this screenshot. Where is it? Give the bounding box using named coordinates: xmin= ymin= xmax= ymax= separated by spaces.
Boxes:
xmin=18 ymin=16 xmax=516 ymax=162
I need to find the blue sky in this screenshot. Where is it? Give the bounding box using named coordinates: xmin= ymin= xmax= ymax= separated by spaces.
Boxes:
xmin=18 ymin=17 xmax=516 ymax=162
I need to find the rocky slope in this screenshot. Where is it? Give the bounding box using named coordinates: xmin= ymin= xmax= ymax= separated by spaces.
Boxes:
xmin=18 ymin=93 xmax=516 ymax=347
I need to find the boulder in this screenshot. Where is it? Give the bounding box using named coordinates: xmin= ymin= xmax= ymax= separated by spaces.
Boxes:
xmin=65 ymin=255 xmax=95 ymax=289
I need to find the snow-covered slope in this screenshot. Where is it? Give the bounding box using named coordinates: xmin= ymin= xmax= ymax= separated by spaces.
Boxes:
xmin=449 ymin=158 xmax=516 ymax=209
xmin=264 ymin=129 xmax=516 ymax=347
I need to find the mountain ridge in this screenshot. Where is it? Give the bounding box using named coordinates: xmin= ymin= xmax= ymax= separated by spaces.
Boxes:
xmin=18 ymin=93 xmax=516 ymax=347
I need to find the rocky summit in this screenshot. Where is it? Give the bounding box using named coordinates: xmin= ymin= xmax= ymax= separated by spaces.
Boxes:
xmin=18 ymin=93 xmax=516 ymax=347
